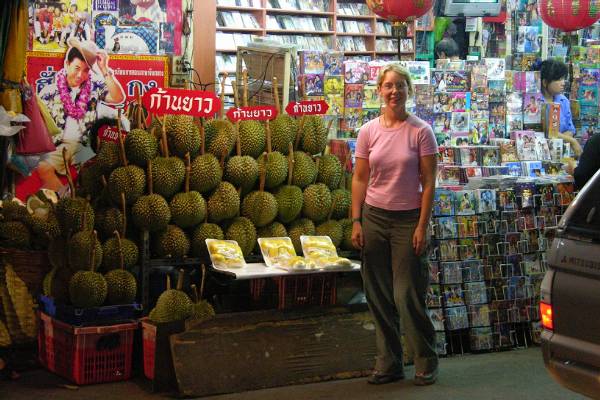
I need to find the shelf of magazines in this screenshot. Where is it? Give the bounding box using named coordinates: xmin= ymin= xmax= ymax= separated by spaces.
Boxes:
xmin=425 ymin=171 xmax=576 ymax=355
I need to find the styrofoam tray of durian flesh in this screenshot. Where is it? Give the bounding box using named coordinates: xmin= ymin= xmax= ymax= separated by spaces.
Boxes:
xmin=206 ymin=239 xmax=246 ymax=269
xmin=258 ymin=237 xmax=306 ymax=270
xmin=301 ymin=236 xmax=354 ymax=270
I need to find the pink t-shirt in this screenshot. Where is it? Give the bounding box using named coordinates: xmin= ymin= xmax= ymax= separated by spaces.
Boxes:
xmin=355 ymin=115 xmax=438 ymax=211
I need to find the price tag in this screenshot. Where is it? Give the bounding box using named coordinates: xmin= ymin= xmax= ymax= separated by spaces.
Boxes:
xmin=98 ymin=125 xmax=126 ymax=143
xmin=226 ymin=106 xmax=278 ymax=122
xmin=142 ymin=88 xmax=221 ymax=117
xmin=285 ymin=100 xmax=329 ymax=116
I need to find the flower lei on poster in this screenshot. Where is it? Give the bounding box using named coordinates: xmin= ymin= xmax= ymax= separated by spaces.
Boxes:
xmin=56 ymin=69 xmax=92 ymax=120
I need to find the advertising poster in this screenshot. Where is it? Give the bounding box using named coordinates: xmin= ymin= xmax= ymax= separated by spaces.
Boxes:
xmin=18 ymin=45 xmax=168 ymax=200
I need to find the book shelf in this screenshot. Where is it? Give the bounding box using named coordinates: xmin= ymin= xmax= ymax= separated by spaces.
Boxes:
xmin=206 ymin=0 xmax=412 ymax=95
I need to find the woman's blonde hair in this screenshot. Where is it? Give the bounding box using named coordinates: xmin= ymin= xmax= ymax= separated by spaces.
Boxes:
xmin=376 ymin=64 xmax=414 ymax=96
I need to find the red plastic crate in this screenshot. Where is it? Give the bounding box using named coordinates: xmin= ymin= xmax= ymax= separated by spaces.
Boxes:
xmin=38 ymin=312 xmax=138 ymax=385
xmin=141 ymin=318 xmax=157 ymax=380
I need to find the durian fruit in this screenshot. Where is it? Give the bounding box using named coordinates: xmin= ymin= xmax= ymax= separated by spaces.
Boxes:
xmin=191 ymin=223 xmax=224 ymax=258
xmin=35 ymin=189 xmax=59 ymax=205
xmin=169 ymin=153 xmax=206 ymax=229
xmin=69 ymin=231 xmax=108 ymax=308
xmin=257 ymin=121 xmax=288 ymax=189
xmin=331 ymin=189 xmax=351 ymax=220
xmin=108 ymin=150 xmax=146 ymax=206
xmin=149 ymin=271 xmax=193 ymax=323
xmin=269 ymin=76 xmax=297 ymax=155
xmin=317 ymin=154 xmax=343 ymax=191
xmin=241 ymin=153 xmax=278 ymax=228
xmin=95 ymin=141 xmax=121 ymax=174
xmin=95 ymin=206 xmax=124 ymax=241
xmin=0 ymin=221 xmax=31 ymax=249
xmin=302 ymin=183 xmax=332 ymax=223
xmin=291 ymin=151 xmax=317 ymax=189
xmin=154 ymin=225 xmax=190 ymax=259
xmin=104 ymin=231 xmax=137 ymax=305
xmin=207 ymin=182 xmax=240 ymax=223
xmin=255 ymin=221 xmax=287 ymax=253
xmin=237 ymin=70 xmax=265 ymax=158
xmin=301 ymin=115 xmax=329 ymax=155
xmin=190 ymin=126 xmax=222 ymax=193
xmin=77 ymin=162 xmax=105 ymax=199
xmin=273 ymin=145 xmax=303 ymax=224
xmin=1 ymin=199 xmax=28 ymax=222
xmin=24 ymin=194 xmax=61 ymax=240
xmin=68 ymin=230 xmax=103 ymax=272
xmin=189 ymin=265 xmax=215 ymax=322
xmin=101 ymin=203 xmax=138 ymax=271
xmin=125 ymin=127 xmax=159 ymax=167
xmin=165 ymin=115 xmax=201 ymax=159
xmin=132 ymin=160 xmax=171 ymax=233
xmin=339 ymin=218 xmax=354 ymax=251
xmin=315 ymin=197 xmax=344 ymax=247
xmin=224 ymin=122 xmax=258 ymax=192
xmin=225 ymin=216 xmax=256 ymax=257
xmin=55 ymin=196 xmax=95 ymax=234
xmin=287 ymin=218 xmax=315 ymax=255
xmin=204 ymin=119 xmax=236 ymax=159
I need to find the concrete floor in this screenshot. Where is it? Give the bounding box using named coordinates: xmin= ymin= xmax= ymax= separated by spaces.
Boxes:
xmin=0 ymin=347 xmax=587 ymax=400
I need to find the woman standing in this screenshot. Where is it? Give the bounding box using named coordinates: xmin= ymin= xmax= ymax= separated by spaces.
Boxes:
xmin=351 ymin=64 xmax=439 ymax=386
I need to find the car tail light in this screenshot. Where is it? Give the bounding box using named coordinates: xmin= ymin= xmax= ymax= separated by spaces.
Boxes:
xmin=540 ymin=301 xmax=553 ymax=331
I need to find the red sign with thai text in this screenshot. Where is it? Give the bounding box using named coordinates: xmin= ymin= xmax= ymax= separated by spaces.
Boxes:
xmin=226 ymin=106 xmax=278 ymax=122
xmin=142 ymin=88 xmax=220 ymax=117
xmin=285 ymin=100 xmax=329 ymax=116
xmin=98 ymin=125 xmax=127 ymax=143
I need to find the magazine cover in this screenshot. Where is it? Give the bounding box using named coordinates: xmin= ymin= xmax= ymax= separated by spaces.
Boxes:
xmin=515 ymin=182 xmax=536 ymax=209
xmin=445 ymin=305 xmax=469 ymax=329
xmin=325 ymin=94 xmax=344 ymax=115
xmin=476 ymin=188 xmax=497 ymax=213
xmin=302 ymin=73 xmax=324 ymax=96
xmin=451 ymin=112 xmax=469 ymax=132
xmin=484 ymin=58 xmax=506 ymax=80
xmin=429 ymin=262 xmax=440 ymax=283
xmin=455 ymin=190 xmax=477 ymax=215
xmin=517 ymin=26 xmax=540 ymax=53
xmin=536 ymin=183 xmax=555 ymax=206
xmin=523 ymin=252 xmax=543 ymax=275
xmin=459 ymin=238 xmax=479 ymax=259
xmin=343 ymin=60 xmax=368 ymax=84
xmin=470 ymin=119 xmax=489 ymax=144
xmin=344 ymin=83 xmax=364 ymax=108
xmin=434 ymin=189 xmax=456 ymax=216
xmin=437 ymin=166 xmax=461 ymax=186
xmin=457 ymin=215 xmax=478 ymax=238
xmin=31 ymin=0 xmax=93 ymax=52
xmin=362 ymin=84 xmax=379 ymax=108
xmin=468 ymin=305 xmax=491 ymax=327
xmin=506 ymin=92 xmax=523 ymax=114
xmin=449 ymin=92 xmax=471 ymax=112
xmin=429 ymin=308 xmax=445 ymax=331
xmin=506 ymin=113 xmax=524 ymax=134
xmin=513 ymin=131 xmax=536 ymax=160
xmin=433 ymin=92 xmax=452 ymax=113
xmin=398 ymin=60 xmax=431 ymax=85
xmin=441 ymin=261 xmax=462 ymax=284
xmin=525 ymin=71 xmax=541 ymax=93
xmin=482 ymin=234 xmax=502 ymax=257
xmin=479 ymin=147 xmax=500 ymax=166
xmin=300 ymin=50 xmax=325 ymax=74
xmin=415 ymin=85 xmax=434 ymax=107
xmin=438 ymin=239 xmax=458 ymax=261
xmin=435 ymin=332 xmax=447 ymax=355
xmin=439 ymin=146 xmax=456 ymax=164
xmin=464 ymin=281 xmax=488 ymax=305
xmin=462 ymin=259 xmax=484 ymax=282
xmin=443 ymin=284 xmax=465 ymax=307
xmin=471 ymin=65 xmax=488 ymax=91
xmin=556 ymin=182 xmax=575 ymax=206
xmin=433 ymin=113 xmax=452 ymax=134
xmin=470 ymin=327 xmax=494 ymax=350
xmin=435 ymin=216 xmax=458 ymax=239
xmin=341 ymin=107 xmax=362 ymax=131
xmin=488 ymin=80 xmax=506 ymax=102
xmin=523 ymin=92 xmax=543 ymax=124
xmin=507 ymin=276 xmax=532 ymax=300
xmin=458 ymin=147 xmax=478 ymax=166
xmin=445 ymin=70 xmax=469 ymax=91
xmin=323 ymin=51 xmax=343 ymax=75
xmin=427 ymin=284 xmax=442 ymax=307
xmin=323 ymin=76 xmax=344 ymax=95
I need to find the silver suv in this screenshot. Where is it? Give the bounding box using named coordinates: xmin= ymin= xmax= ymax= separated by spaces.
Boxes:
xmin=541 ymin=170 xmax=600 ymax=399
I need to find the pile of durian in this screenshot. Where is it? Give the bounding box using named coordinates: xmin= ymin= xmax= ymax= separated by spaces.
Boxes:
xmin=75 ymin=73 xmax=354 ymax=264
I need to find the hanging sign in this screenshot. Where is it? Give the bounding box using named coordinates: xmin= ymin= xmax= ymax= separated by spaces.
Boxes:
xmin=98 ymin=125 xmax=127 ymax=143
xmin=285 ymin=100 xmax=329 ymax=116
xmin=226 ymin=106 xmax=278 ymax=122
xmin=142 ymin=88 xmax=221 ymax=117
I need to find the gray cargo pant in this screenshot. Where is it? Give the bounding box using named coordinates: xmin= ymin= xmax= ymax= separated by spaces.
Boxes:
xmin=361 ymin=203 xmax=438 ymax=375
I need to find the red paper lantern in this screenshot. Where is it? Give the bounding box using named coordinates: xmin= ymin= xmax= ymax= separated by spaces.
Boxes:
xmin=538 ymin=0 xmax=600 ymax=32
xmin=366 ymin=0 xmax=433 ymax=23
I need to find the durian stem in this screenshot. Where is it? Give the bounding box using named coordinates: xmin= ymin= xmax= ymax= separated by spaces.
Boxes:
xmin=101 ymin=175 xmax=108 ymax=188
xmin=185 ymin=152 xmax=191 ymax=193
xmin=272 ymin=76 xmax=280 ymax=114
xmin=190 ymin=284 xmax=199 ymax=303
xmin=117 ymin=109 xmax=129 ymax=167
xmin=177 ymin=269 xmax=185 ymax=291
xmin=232 ymin=80 xmax=239 ymax=108
xmin=90 ymin=230 xmax=98 ymax=273
xmin=326 ymin=119 xmax=334 ymax=138
xmin=235 ymin=122 xmax=241 ymax=157
xmin=243 ymin=69 xmax=249 ymax=108
xmin=136 ymin=86 xmax=143 ymax=129
xmin=200 ymin=118 xmax=206 ymax=155
xmin=166 ymin=275 xmax=171 ymax=291
xmin=287 ymin=143 xmax=294 ymax=186
xmin=120 ymin=192 xmax=127 ymax=235
xmin=147 ymin=159 xmax=154 ymax=195
xmin=114 ymin=230 xmax=125 ymax=271
xmin=220 ymin=148 xmax=227 ymax=170
xmin=161 ymin=115 xmax=169 ymax=158
xmin=220 ymin=72 xmax=228 ymax=119
xmin=265 ymin=120 xmax=272 ymax=154
xmin=200 ymin=264 xmax=207 ymax=300
xmin=62 ymin=147 xmax=76 ymax=198
xmin=328 ymin=197 xmax=337 ymax=221
xmin=294 ymin=117 xmax=305 ymax=151
xmin=260 ymin=152 xmax=267 ymax=192
xmin=313 ymin=157 xmax=320 ymax=184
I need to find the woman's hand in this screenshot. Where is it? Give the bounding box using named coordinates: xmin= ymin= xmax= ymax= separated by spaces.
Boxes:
xmin=351 ymin=222 xmax=364 ymax=249
xmin=412 ymin=225 xmax=427 ymax=256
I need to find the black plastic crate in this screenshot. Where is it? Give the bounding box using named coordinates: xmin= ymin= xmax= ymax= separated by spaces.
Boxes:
xmin=39 ymin=295 xmax=142 ymax=326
